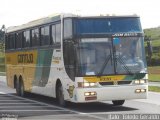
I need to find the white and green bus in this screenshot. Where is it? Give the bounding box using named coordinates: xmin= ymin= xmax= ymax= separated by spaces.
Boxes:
xmin=5 ymin=14 xmax=148 ymax=106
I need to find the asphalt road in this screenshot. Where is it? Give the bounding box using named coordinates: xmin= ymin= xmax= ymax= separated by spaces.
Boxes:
xmin=149 ymin=82 xmax=160 ymax=87
xmin=0 ymin=77 xmax=160 ymax=120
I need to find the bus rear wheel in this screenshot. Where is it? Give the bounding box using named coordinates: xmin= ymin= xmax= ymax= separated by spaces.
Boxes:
xmin=56 ymin=83 xmax=66 ymax=107
xmin=112 ymin=100 xmax=125 ymax=106
xmin=16 ymin=80 xmax=25 ymax=97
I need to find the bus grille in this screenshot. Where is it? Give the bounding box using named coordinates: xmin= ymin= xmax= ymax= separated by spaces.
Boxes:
xmin=99 ymin=81 xmax=132 ymax=86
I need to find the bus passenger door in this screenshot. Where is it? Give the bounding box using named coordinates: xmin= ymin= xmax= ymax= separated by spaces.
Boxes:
xmin=63 ymin=40 xmax=76 ymax=81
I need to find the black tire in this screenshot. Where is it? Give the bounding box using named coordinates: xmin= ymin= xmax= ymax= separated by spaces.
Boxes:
xmin=16 ymin=80 xmax=25 ymax=97
xmin=112 ymin=100 xmax=125 ymax=106
xmin=56 ymin=83 xmax=66 ymax=107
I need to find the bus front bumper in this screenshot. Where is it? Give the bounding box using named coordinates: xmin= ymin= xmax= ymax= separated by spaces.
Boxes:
xmin=74 ymin=85 xmax=148 ymax=103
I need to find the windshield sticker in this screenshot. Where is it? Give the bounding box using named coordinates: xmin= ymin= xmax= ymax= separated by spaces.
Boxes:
xmin=86 ymin=72 xmax=95 ymax=75
xmin=113 ymin=37 xmax=120 ymax=45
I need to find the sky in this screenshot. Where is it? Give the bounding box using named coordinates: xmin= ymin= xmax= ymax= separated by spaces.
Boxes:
xmin=0 ymin=0 xmax=160 ymax=29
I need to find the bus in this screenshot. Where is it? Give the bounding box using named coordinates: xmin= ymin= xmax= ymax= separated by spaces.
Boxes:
xmin=5 ymin=13 xmax=148 ymax=106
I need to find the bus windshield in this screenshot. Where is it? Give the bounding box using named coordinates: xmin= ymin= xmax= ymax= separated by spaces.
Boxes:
xmin=76 ymin=37 xmax=147 ymax=76
xmin=74 ymin=17 xmax=142 ymax=35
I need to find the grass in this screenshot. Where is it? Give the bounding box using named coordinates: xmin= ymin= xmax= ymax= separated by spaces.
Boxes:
xmin=148 ymin=66 xmax=160 ymax=74
xmin=144 ymin=38 xmax=160 ymax=66
xmin=0 ymin=72 xmax=5 ymax=76
xmin=148 ymin=66 xmax=160 ymax=82
xmin=144 ymin=39 xmax=160 ymax=47
xmin=0 ymin=52 xmax=5 ymax=72
xmin=0 ymin=51 xmax=5 ymax=57
xmin=149 ymin=86 xmax=160 ymax=92
xmin=144 ymin=27 xmax=160 ymax=40
xmin=151 ymin=39 xmax=160 ymax=47
xmin=149 ymin=74 xmax=160 ymax=82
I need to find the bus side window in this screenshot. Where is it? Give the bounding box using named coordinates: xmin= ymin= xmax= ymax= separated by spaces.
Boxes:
xmin=8 ymin=35 xmax=11 ymax=49
xmin=51 ymin=23 xmax=61 ymax=45
xmin=6 ymin=35 xmax=10 ymax=50
xmin=8 ymin=33 xmax=15 ymax=50
xmin=23 ymin=30 xmax=30 ymax=48
xmin=51 ymin=25 xmax=56 ymax=44
xmin=31 ymin=28 xmax=40 ymax=47
xmin=64 ymin=18 xmax=72 ymax=39
xmin=5 ymin=35 xmax=8 ymax=50
xmin=55 ymin=23 xmax=61 ymax=44
xmin=16 ymin=32 xmax=22 ymax=49
xmin=41 ymin=26 xmax=50 ymax=46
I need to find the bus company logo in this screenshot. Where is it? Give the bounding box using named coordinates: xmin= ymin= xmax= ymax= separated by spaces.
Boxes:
xmin=100 ymin=77 xmax=112 ymax=81
xmin=112 ymin=33 xmax=138 ymax=37
xmin=52 ymin=56 xmax=61 ymax=64
xmin=18 ymin=54 xmax=33 ymax=63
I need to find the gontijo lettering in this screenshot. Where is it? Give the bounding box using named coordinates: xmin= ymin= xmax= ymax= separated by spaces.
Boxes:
xmin=18 ymin=54 xmax=33 ymax=63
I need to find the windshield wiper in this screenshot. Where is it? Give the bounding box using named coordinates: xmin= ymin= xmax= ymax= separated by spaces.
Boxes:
xmin=115 ymin=55 xmax=132 ymax=74
xmin=97 ymin=54 xmax=111 ymax=76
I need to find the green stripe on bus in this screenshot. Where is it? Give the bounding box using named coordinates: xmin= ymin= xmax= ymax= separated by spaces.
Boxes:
xmin=124 ymin=73 xmax=146 ymax=80
xmin=34 ymin=49 xmax=53 ymax=87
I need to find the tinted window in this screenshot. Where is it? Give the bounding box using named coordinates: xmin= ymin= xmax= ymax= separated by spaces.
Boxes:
xmin=16 ymin=32 xmax=22 ymax=49
xmin=7 ymin=34 xmax=15 ymax=50
xmin=51 ymin=25 xmax=56 ymax=44
xmin=41 ymin=26 xmax=50 ymax=46
xmin=5 ymin=35 xmax=8 ymax=50
xmin=64 ymin=19 xmax=72 ymax=39
xmin=51 ymin=24 xmax=61 ymax=44
xmin=31 ymin=28 xmax=39 ymax=47
xmin=74 ymin=18 xmax=142 ymax=35
xmin=23 ymin=30 xmax=30 ymax=48
xmin=56 ymin=24 xmax=61 ymax=43
xmin=63 ymin=41 xmax=75 ymax=80
xmin=11 ymin=34 xmax=15 ymax=49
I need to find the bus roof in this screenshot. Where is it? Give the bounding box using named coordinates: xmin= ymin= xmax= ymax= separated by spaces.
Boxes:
xmin=6 ymin=14 xmax=60 ymax=33
xmin=6 ymin=13 xmax=139 ymax=33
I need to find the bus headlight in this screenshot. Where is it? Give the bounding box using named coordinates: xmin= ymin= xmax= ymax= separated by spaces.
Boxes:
xmin=84 ymin=92 xmax=97 ymax=96
xmin=140 ymin=80 xmax=145 ymax=84
xmin=90 ymin=83 xmax=96 ymax=87
xmin=135 ymin=89 xmax=146 ymax=93
xmin=84 ymin=92 xmax=90 ymax=96
xmin=84 ymin=82 xmax=90 ymax=87
xmin=134 ymin=80 xmax=146 ymax=84
xmin=134 ymin=80 xmax=140 ymax=84
xmin=78 ymin=82 xmax=97 ymax=88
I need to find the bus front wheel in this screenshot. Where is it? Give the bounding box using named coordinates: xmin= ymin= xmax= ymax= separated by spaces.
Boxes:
xmin=112 ymin=100 xmax=125 ymax=106
xmin=56 ymin=83 xmax=66 ymax=107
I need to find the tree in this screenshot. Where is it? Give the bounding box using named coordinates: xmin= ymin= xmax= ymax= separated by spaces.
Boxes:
xmin=0 ymin=25 xmax=5 ymax=52
xmin=0 ymin=25 xmax=5 ymax=43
